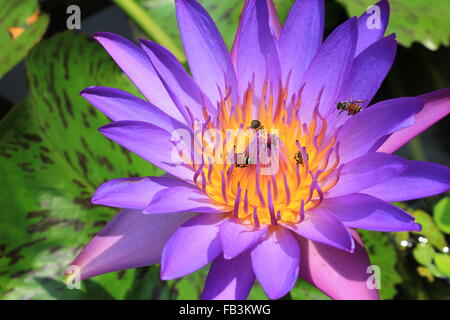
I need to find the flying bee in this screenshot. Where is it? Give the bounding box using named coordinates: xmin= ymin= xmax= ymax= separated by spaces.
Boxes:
xmin=250 ymin=119 xmax=264 ymax=131
xmin=293 ymin=150 xmax=309 ymax=166
xmin=336 ymin=99 xmax=367 ymax=116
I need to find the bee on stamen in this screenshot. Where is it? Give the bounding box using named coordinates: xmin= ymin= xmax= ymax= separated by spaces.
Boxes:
xmin=336 ymin=99 xmax=367 ymax=116
xmin=249 ymin=119 xmax=264 ymax=131
xmin=236 ymin=153 xmax=253 ymax=168
xmin=294 ymin=150 xmax=308 ymax=166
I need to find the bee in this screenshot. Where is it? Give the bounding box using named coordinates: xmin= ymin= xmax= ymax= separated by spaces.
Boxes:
xmin=236 ymin=153 xmax=253 ymax=168
xmin=250 ymin=119 xmax=264 ymax=131
xmin=336 ymin=99 xmax=367 ymax=116
xmin=293 ymin=150 xmax=308 ymax=166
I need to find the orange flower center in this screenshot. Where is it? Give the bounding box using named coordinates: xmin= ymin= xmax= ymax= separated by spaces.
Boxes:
xmin=187 ymin=79 xmax=340 ymax=227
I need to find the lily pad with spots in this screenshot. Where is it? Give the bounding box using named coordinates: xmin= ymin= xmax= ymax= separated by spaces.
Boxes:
xmin=336 ymin=0 xmax=450 ymax=50
xmin=0 ymin=0 xmax=49 ymax=79
xmin=0 ymin=31 xmax=163 ymax=299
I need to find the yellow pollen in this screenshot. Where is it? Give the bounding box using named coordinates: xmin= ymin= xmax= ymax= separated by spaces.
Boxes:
xmin=190 ymin=79 xmax=340 ymax=227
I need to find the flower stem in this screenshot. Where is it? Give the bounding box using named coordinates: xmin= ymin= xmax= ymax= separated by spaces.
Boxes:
xmin=112 ymin=0 xmax=186 ymax=63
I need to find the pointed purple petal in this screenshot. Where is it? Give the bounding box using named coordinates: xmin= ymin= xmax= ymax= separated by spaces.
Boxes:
xmin=378 ymin=88 xmax=450 ymax=153
xmin=231 ymin=0 xmax=282 ymax=68
xmin=92 ymin=176 xmax=174 ymax=210
xmin=161 ymin=213 xmax=226 ymax=280
xmin=279 ymin=0 xmax=324 ymax=94
xmin=219 ymin=219 xmax=268 ymax=259
xmin=144 ymin=183 xmax=226 ymax=214
xmin=70 ymin=209 xmax=196 ymax=280
xmin=340 ymin=34 xmax=397 ymax=110
xmin=319 ymin=193 xmax=421 ymax=232
xmin=298 ymin=230 xmax=380 ymax=300
xmin=140 ymin=39 xmax=214 ymax=121
xmin=175 ymin=0 xmax=238 ymax=104
xmin=201 ymin=253 xmax=255 ymax=300
xmin=361 ymin=160 xmax=450 ymax=202
xmin=92 ymin=32 xmax=183 ymax=122
xmin=284 ymin=210 xmax=354 ymax=252
xmin=300 ymin=18 xmax=357 ymax=122
xmin=327 ymin=152 xmax=409 ymax=198
xmin=355 ymin=0 xmax=390 ymax=56
xmin=337 ymin=97 xmax=423 ymax=163
xmin=81 ymin=86 xmax=187 ymax=131
xmin=99 ymin=120 xmax=194 ymax=182
xmin=250 ymin=227 xmax=300 ymax=299
xmin=235 ymin=0 xmax=281 ymax=97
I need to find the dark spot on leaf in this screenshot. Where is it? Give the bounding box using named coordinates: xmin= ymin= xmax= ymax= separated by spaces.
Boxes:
xmin=11 ymin=269 xmax=33 ymax=278
xmin=5 ymin=238 xmax=47 ymax=266
xmin=92 ymin=220 xmax=107 ymax=228
xmin=22 ymin=133 xmax=42 ymax=143
xmin=63 ymin=91 xmax=74 ymax=118
xmin=18 ymin=162 xmax=35 ymax=173
xmin=40 ymin=146 xmax=50 ymax=153
xmin=73 ymin=197 xmax=95 ymax=210
xmin=27 ymin=210 xmax=51 ymax=219
xmin=117 ymin=270 xmax=126 ymax=280
xmin=72 ymin=179 xmax=86 ymax=189
xmin=40 ymin=153 xmax=53 ymax=164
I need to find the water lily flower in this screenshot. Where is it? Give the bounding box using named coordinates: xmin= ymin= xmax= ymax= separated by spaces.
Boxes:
xmin=69 ymin=0 xmax=450 ymax=300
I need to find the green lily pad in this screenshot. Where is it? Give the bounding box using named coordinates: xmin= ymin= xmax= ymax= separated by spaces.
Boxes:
xmin=358 ymin=230 xmax=402 ymax=300
xmin=411 ymin=209 xmax=448 ymax=250
xmin=336 ymin=0 xmax=450 ymax=50
xmin=290 ymin=279 xmax=331 ymax=300
xmin=0 ymin=31 xmax=163 ymax=299
xmin=433 ymin=197 xmax=450 ymax=235
xmin=434 ymin=254 xmax=450 ymax=279
xmin=413 ymin=244 xmax=435 ymax=267
xmin=0 ymin=0 xmax=49 ymax=78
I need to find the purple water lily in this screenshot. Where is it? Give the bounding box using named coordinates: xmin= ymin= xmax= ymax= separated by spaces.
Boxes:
xmin=68 ymin=0 xmax=450 ymax=300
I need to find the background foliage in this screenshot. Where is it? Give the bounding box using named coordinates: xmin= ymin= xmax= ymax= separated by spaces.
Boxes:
xmin=0 ymin=0 xmax=449 ymax=300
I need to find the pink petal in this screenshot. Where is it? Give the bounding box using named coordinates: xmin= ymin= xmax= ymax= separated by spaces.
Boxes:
xmin=378 ymin=88 xmax=450 ymax=153
xmin=298 ymin=229 xmax=380 ymax=300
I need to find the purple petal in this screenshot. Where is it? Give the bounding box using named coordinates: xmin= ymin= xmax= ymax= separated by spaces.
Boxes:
xmin=361 ymin=160 xmax=450 ymax=202
xmin=298 ymin=229 xmax=380 ymax=300
xmin=231 ymin=0 xmax=282 ymax=67
xmin=339 ymin=34 xmax=397 ymax=111
xmin=279 ymin=0 xmax=324 ymax=94
xmin=219 ymin=219 xmax=268 ymax=259
xmin=201 ymin=253 xmax=255 ymax=300
xmin=144 ymin=182 xmax=226 ymax=214
xmin=235 ymin=0 xmax=281 ymax=98
xmin=337 ymin=97 xmax=423 ymax=163
xmin=284 ymin=210 xmax=354 ymax=252
xmin=267 ymin=0 xmax=282 ymax=37
xmin=318 ymin=193 xmax=421 ymax=232
xmin=70 ymin=209 xmax=196 ymax=280
xmin=92 ymin=32 xmax=183 ymax=122
xmin=378 ymin=88 xmax=450 ymax=153
xmin=355 ymin=0 xmax=390 ymax=56
xmin=140 ymin=39 xmax=214 ymax=121
xmin=175 ymin=0 xmax=238 ymax=104
xmin=250 ymin=227 xmax=300 ymax=299
xmin=299 ymin=18 xmax=357 ymax=122
xmin=81 ymin=86 xmax=187 ymax=131
xmin=161 ymin=213 xmax=226 ymax=280
xmin=92 ymin=176 xmax=173 ymax=210
xmin=99 ymin=120 xmax=194 ymax=182
xmin=326 ymin=152 xmax=409 ymax=198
